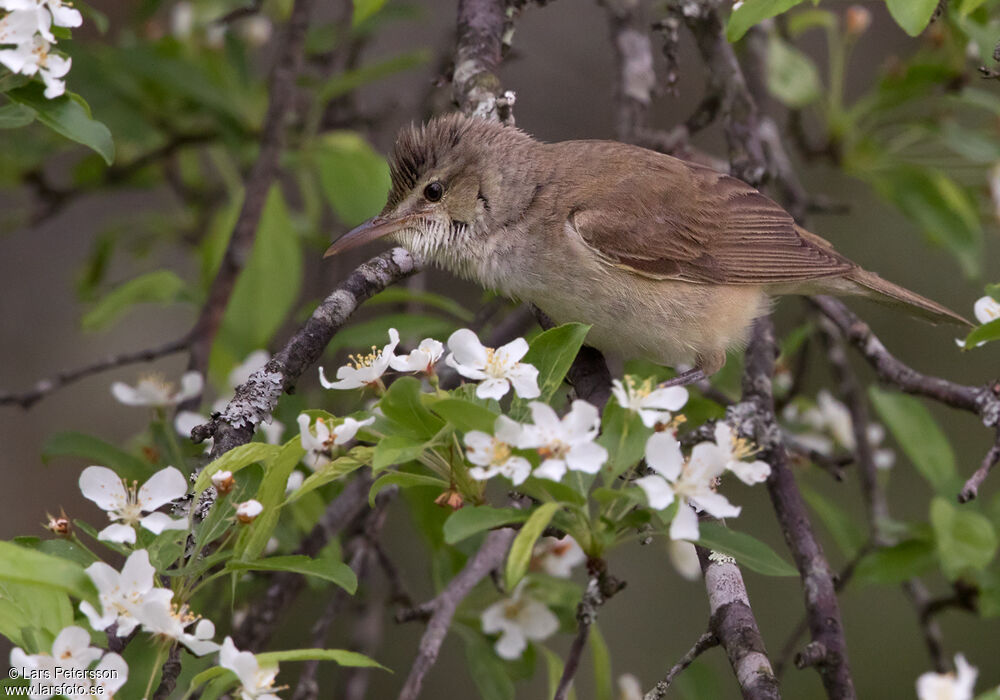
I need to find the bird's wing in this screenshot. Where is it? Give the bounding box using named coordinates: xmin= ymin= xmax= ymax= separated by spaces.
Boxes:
xmin=567 ymin=155 xmax=856 ymax=285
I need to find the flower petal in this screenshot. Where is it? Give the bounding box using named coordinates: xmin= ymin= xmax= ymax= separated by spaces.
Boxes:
xmin=563 ymin=400 xmax=600 ymax=441
xmin=670 ymin=502 xmax=700 ymax=541
xmin=727 ymin=459 xmax=771 ymax=485
xmin=533 ymin=458 xmax=567 ymax=482
xmin=97 ymin=523 xmax=136 ymax=544
xmin=446 ymin=329 xmax=488 ymax=368
xmin=644 ymin=432 xmax=684 ymax=481
xmin=502 ymin=457 xmax=532 ymax=486
xmin=476 ymin=377 xmax=511 ymax=400
xmin=494 ymin=628 xmax=528 ymax=660
xmin=79 ymin=466 xmax=127 ymax=511
xmin=566 ymin=441 xmax=607 ymax=474
xmin=506 ymin=363 xmax=540 ymax=399
xmin=644 ymin=386 xmax=689 ymax=411
xmin=689 ymin=491 xmax=741 ymax=520
xmin=141 ymin=512 xmax=187 ymax=534
xmin=138 ymin=466 xmax=187 ymax=511
xmin=635 ymin=475 xmax=675 ymax=510
xmin=175 ymin=371 xmax=204 ymax=403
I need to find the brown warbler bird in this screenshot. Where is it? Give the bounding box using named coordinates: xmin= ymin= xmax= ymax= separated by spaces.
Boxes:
xmin=325 ymin=113 xmax=970 ymax=386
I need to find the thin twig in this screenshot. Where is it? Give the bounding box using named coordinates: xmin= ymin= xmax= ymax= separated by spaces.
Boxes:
xmin=397 ymin=528 xmax=515 ymax=700
xmin=643 ymin=630 xmax=719 ymax=700
xmin=0 ymin=336 xmax=189 ymax=409
xmin=959 ymin=428 xmax=1000 ymax=502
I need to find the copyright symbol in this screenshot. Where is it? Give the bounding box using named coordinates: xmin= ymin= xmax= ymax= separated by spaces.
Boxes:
xmin=8 ymin=666 xmax=19 ymax=679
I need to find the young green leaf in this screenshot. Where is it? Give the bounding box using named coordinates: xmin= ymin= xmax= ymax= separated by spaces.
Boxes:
xmin=696 ymin=523 xmax=798 ymax=577
xmin=726 ymin=0 xmax=805 ymax=42
xmin=0 ymin=103 xmax=35 ymax=128
xmin=505 ymin=502 xmax=561 ymax=590
xmin=371 ymin=434 xmax=428 ymax=472
xmin=930 ymin=497 xmax=997 ymax=580
xmin=962 ymin=318 xmax=1000 ymax=349
xmin=521 ymin=323 xmax=591 ymax=403
xmin=256 ymin=647 xmax=389 ymax=670
xmin=428 ymin=397 xmax=500 ymax=434
xmin=590 ymin=623 xmax=613 ymax=700
xmin=42 ymin=431 xmax=150 ymax=482
xmin=456 ymin=626 xmax=516 ymax=700
xmin=315 ymin=131 xmax=390 ymax=225
xmin=193 ymin=443 xmax=282 ymax=491
xmin=444 ymin=506 xmax=530 ymax=545
xmin=368 ymin=471 xmax=450 ymax=507
xmin=6 ymin=85 xmax=114 ymax=164
xmin=378 ymin=377 xmax=446 ymax=440
xmin=853 ymin=539 xmax=937 ymax=585
xmin=226 ymin=555 xmax=357 ymax=594
xmin=869 ymin=387 xmax=957 ymax=493
xmin=885 ymin=0 xmax=939 ymax=36
xmin=766 ymin=35 xmax=822 ymax=108
xmin=234 ymin=439 xmax=306 ymax=561
xmin=0 ymin=542 xmax=98 ymax=606
xmin=81 ymin=270 xmax=189 ymax=331
xmin=289 ymin=446 xmax=371 ymax=500
xmin=800 ymin=484 xmax=867 ymax=557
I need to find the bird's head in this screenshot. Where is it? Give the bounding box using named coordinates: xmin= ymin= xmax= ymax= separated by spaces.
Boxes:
xmin=324 ymin=113 xmax=532 ymax=263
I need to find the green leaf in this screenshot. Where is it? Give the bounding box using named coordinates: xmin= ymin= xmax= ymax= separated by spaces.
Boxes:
xmin=597 ymin=397 xmax=649 ymax=480
xmin=726 ymin=0 xmax=806 ymax=42
xmin=766 ymin=35 xmax=822 ymax=108
xmin=315 ymin=131 xmax=390 ymax=226
xmin=868 ymin=166 xmax=982 ymax=276
xmin=0 ymin=103 xmax=35 ymax=128
xmin=41 ymin=431 xmax=150 ymax=482
xmin=590 ymin=624 xmax=613 ymax=700
xmin=216 ymin=186 xmax=303 ymax=359
xmin=367 ymin=286 xmax=473 ymax=322
xmin=456 ymin=627 xmax=515 ymax=700
xmin=235 ymin=440 xmax=306 ymax=561
xmin=696 ymin=523 xmax=798 ymax=577
xmin=428 ymin=397 xmax=500 ymax=434
xmin=315 ymin=51 xmax=429 ymax=103
xmin=962 ymin=318 xmax=1000 ymax=349
xmin=0 ymin=542 xmax=97 ymax=606
xmin=81 ymin=270 xmax=189 ymax=331
xmin=853 ymin=539 xmax=937 ymax=585
xmin=885 ymin=0 xmax=939 ymax=36
xmin=378 ymin=377 xmax=445 ymax=440
xmin=541 ymin=646 xmax=566 ymax=699
xmin=521 ymin=323 xmax=591 ymax=403
xmin=869 ymin=388 xmax=957 ymax=493
xmin=0 ymin=582 xmax=73 ymax=650
xmin=352 ymin=0 xmax=389 ymax=27
xmin=444 ymin=506 xmax=529 ymax=545
xmin=369 ymin=471 xmax=449 ymax=507
xmin=227 ymin=555 xmax=357 ymax=594
xmin=931 ymin=497 xmax=997 ymax=579
xmin=7 ymin=85 xmax=114 ymax=164
xmin=505 ymin=502 xmax=560 ymax=590
xmin=193 ymin=443 xmax=282 ymax=491
xmin=372 ymin=434 xmax=427 ymax=472
xmin=290 ymin=446 xmax=371 ymax=499
xmin=256 ymin=647 xmax=389 ymax=670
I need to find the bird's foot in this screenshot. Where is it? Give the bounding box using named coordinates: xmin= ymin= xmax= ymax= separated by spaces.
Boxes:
xmin=658 ymin=368 xmax=708 ymax=388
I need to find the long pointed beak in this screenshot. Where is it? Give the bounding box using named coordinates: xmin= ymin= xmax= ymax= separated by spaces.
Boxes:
xmin=324 ymin=216 xmax=409 ymax=258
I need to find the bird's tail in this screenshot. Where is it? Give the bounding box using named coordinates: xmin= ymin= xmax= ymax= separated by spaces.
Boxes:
xmin=844 ymin=268 xmax=972 ymax=327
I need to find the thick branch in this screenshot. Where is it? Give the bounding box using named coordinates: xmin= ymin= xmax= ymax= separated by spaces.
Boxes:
xmin=739 ymin=316 xmax=856 ymax=699
xmin=696 ymin=546 xmax=780 ymax=699
xmin=186 ymin=0 xmax=316 ymax=381
xmin=196 ymin=248 xmax=420 ymax=454
xmin=453 ymin=0 xmax=509 ymax=119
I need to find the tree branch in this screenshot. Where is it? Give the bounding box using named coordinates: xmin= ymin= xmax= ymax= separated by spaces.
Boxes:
xmin=643 ymin=630 xmax=719 ymax=700
xmin=738 ymin=316 xmax=856 ymax=699
xmin=695 ymin=546 xmax=780 ymax=699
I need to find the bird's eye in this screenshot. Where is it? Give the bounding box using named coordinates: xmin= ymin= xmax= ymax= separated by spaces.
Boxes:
xmin=423 ymin=181 xmax=444 ymax=202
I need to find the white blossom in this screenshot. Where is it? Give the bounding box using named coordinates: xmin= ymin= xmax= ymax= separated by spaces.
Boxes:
xmin=79 ymin=549 xmax=173 ymax=636
xmin=705 ymin=422 xmax=771 ymax=485
xmin=297 ymin=413 xmax=374 ymax=471
xmin=219 ymin=636 xmax=281 ymax=700
xmin=169 ymin=1 xmax=194 ymax=38
xmin=616 ymin=674 xmax=643 ymax=700
xmin=138 ymin=598 xmax=219 ymax=656
xmin=237 ymin=16 xmax=272 ymax=47
xmin=0 ymin=0 xmax=82 ymax=42
xmin=464 ymin=415 xmax=532 ymax=485
xmin=520 ymin=400 xmax=607 ymax=482
xmin=319 ymin=329 xmax=399 ymax=390
xmin=635 ymin=431 xmax=741 ymax=541
xmin=10 ymin=625 xmax=127 ymax=700
xmin=228 ymin=349 xmax=271 ymax=388
xmin=974 ymin=295 xmax=1000 ymax=325
xmin=531 ymin=536 xmax=586 ymax=578
xmin=0 ymin=34 xmax=69 ymax=97
xmin=611 ymin=376 xmax=688 ymax=427
xmin=79 ymin=465 xmax=188 ymax=543
xmin=390 ymin=337 xmax=444 ymax=374
xmin=796 ymin=391 xmax=894 ymax=469
xmin=111 ymin=370 xmax=203 ymax=407
xmin=445 ymin=329 xmax=540 ymax=400
xmin=917 ymin=654 xmax=978 ymax=700
xmin=480 ymin=584 xmax=559 ymax=660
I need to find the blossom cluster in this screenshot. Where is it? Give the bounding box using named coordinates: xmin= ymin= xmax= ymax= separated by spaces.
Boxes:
xmin=0 ymin=0 xmax=81 ymax=98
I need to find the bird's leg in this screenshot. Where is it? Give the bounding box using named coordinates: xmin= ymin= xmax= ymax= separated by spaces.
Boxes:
xmin=658 ymin=367 xmax=709 ymax=388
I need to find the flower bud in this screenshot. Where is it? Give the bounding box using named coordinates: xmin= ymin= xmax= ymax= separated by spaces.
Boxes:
xmin=45 ymin=511 xmax=71 ymax=537
xmin=845 ymin=6 xmax=871 ymax=37
xmin=211 ymin=470 xmax=235 ymax=496
xmin=236 ymin=499 xmax=263 ymax=524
